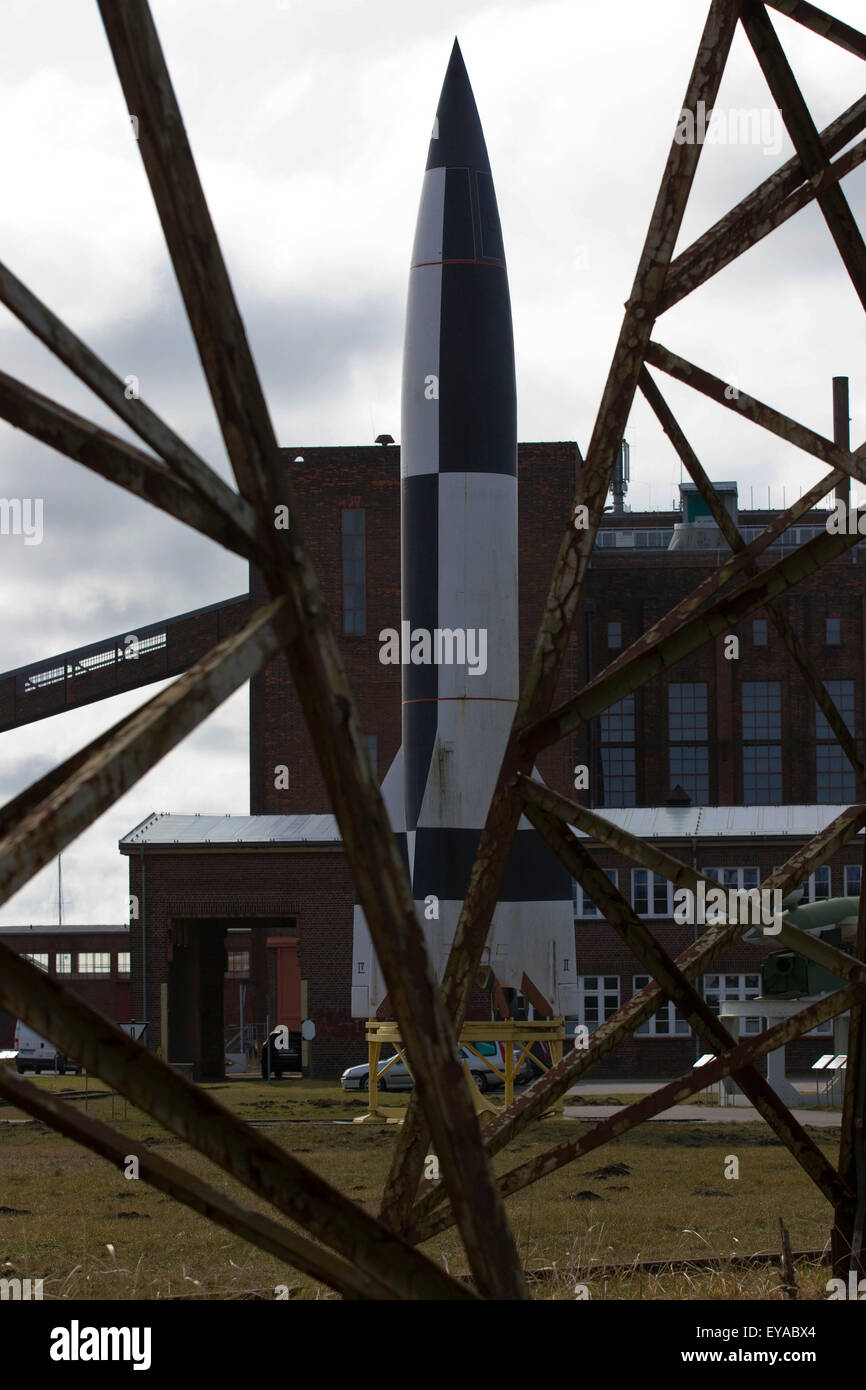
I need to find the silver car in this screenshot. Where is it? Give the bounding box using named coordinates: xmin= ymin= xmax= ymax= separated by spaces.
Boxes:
xmin=341 ymin=1043 xmax=505 ymax=1094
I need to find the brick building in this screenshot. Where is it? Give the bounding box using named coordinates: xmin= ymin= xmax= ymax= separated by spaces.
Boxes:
xmin=0 ymin=924 xmax=132 ymax=1050
xmin=120 ymin=442 xmax=865 ymax=1078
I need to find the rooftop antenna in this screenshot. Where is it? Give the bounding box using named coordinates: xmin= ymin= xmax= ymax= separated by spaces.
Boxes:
xmin=611 ymin=439 xmax=630 ymax=514
xmin=57 ymin=853 xmax=63 ymax=927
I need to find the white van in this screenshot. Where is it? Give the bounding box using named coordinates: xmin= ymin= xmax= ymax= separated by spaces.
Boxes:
xmin=12 ymin=1021 xmax=81 ymax=1076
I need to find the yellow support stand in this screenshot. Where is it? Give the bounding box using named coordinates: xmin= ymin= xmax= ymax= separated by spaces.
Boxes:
xmin=354 ymin=1017 xmax=566 ymax=1120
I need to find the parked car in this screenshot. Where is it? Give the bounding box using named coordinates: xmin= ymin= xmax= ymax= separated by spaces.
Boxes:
xmin=341 ymin=1043 xmax=507 ymax=1094
xmin=261 ymin=1027 xmax=302 ymax=1079
xmin=12 ymin=1021 xmax=81 ymax=1076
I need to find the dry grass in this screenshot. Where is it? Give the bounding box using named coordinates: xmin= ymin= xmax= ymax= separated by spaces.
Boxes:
xmin=0 ymin=1075 xmax=841 ymax=1300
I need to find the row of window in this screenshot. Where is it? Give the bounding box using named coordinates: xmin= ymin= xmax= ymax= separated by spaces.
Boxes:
xmin=598 ymin=680 xmax=858 ymax=805
xmin=24 ymin=951 xmax=130 ymax=975
xmin=595 ymin=525 xmax=832 ymax=552
xmin=573 ymin=864 xmax=862 ymax=917
xmin=606 ymin=616 xmax=845 ymax=650
xmin=577 ymin=973 xmax=832 ymax=1037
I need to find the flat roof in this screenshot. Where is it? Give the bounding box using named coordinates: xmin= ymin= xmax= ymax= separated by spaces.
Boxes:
xmin=118 ymin=806 xmax=861 ymax=849
xmin=119 ymin=812 xmax=341 ymax=849
xmin=575 ymin=805 xmax=862 ymax=840
xmin=0 ymin=923 xmax=129 ymax=935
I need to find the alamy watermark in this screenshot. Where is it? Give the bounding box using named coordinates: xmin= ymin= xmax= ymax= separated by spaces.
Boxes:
xmin=673 ymin=884 xmax=782 ymax=933
xmin=0 ymin=497 xmax=43 ymax=545
xmin=674 ymin=101 xmax=783 ymax=155
xmin=379 ymin=623 xmax=487 ymax=676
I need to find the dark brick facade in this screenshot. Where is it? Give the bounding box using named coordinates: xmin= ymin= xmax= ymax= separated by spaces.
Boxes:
xmin=120 ymin=441 xmax=865 ymax=1078
xmin=0 ymin=927 xmax=132 ymax=1050
xmin=124 ymin=845 xmax=363 ymax=1077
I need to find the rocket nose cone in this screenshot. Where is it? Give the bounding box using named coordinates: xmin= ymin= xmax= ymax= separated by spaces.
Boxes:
xmin=426 ymin=38 xmax=491 ymax=172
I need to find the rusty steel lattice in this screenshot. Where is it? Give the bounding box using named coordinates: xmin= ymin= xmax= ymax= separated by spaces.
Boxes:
xmin=0 ymin=0 xmax=865 ymax=1300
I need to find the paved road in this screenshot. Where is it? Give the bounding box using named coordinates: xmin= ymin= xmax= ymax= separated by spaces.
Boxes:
xmin=564 ymin=1101 xmax=841 ymax=1125
xmin=563 ymin=1079 xmax=842 ymax=1125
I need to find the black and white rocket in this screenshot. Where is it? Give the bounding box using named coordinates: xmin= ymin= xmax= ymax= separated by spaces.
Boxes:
xmin=352 ymin=40 xmax=578 ymax=1020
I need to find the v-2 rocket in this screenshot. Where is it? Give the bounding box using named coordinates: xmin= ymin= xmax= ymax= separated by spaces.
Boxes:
xmin=352 ymin=39 xmax=578 ymax=1021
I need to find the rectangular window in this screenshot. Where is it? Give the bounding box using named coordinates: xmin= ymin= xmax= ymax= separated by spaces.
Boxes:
xmin=577 ymin=976 xmax=620 ymax=1031
xmin=599 ymin=695 xmax=635 ymax=743
xmin=575 ymin=869 xmax=618 ymax=917
xmin=703 ymin=867 xmax=760 ymax=891
xmin=669 ymin=682 xmax=709 ymax=803
xmin=55 ymin=953 xmax=72 ymax=974
xmin=816 ymin=744 xmax=856 ymax=803
xmin=341 ymin=509 xmax=366 ymax=635
xmin=743 ymin=744 xmax=783 ymax=803
xmin=23 ymin=953 xmax=49 ymax=972
xmin=669 ymin=745 xmax=709 ymax=803
xmin=117 ymin=951 xmax=131 ymax=976
xmin=365 ymin=734 xmax=378 ymax=779
xmin=607 ymin=621 xmax=622 ymax=649
xmin=633 ymin=976 xmax=690 ymax=1036
xmin=600 ymin=746 xmax=636 ymax=806
xmin=752 ymin=618 xmax=767 ymax=646
xmin=632 ymin=869 xmax=672 ymax=917
xmin=742 ymin=681 xmax=782 ymax=740
xmin=226 ymin=951 xmax=250 ymax=976
xmin=704 ymin=972 xmax=761 ymax=1037
xmin=807 ymin=867 xmax=831 ymax=902
xmin=77 ymin=952 xmax=111 ymax=975
xmin=668 ymin=683 xmax=708 ymax=741
xmin=845 ymin=865 xmax=861 ymax=897
xmin=814 ymin=680 xmax=855 ymax=739
xmin=826 ymin=616 xmax=841 ymax=645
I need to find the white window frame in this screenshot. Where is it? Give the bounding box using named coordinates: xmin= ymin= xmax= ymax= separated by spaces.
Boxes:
xmin=77 ymin=952 xmax=111 ymax=975
xmin=703 ymin=972 xmax=761 ymax=1037
xmin=632 ymin=975 xmax=690 ymax=1037
xmin=574 ymin=869 xmax=618 ymax=917
xmin=844 ymin=865 xmax=861 ymax=897
xmin=576 ymin=975 xmax=620 ymax=1032
xmin=631 ymin=868 xmax=673 ymax=917
xmin=702 ymin=867 xmax=760 ymax=892
xmin=805 ymin=867 xmax=831 ymax=901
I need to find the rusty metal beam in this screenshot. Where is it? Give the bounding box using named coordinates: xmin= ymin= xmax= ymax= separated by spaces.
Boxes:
xmin=834 ymin=833 xmax=866 ymax=1275
xmin=0 ymin=258 xmax=260 ymax=549
xmin=0 ymin=369 xmax=257 ymax=562
xmin=645 ymin=343 xmax=866 ymax=481
xmin=574 ymin=456 xmax=858 ymax=722
xmin=518 ymin=776 xmax=866 ymax=990
xmin=98 ymin=0 xmax=525 ymax=1298
xmin=378 ymin=0 xmax=745 ymax=1230
xmin=743 ymin=1 xmax=866 ymax=311
xmin=412 ymin=982 xmax=866 ymax=1243
xmin=408 ymin=806 xmax=866 ymax=1229
xmin=0 ymin=1067 xmax=396 ymax=1301
xmin=639 ymin=367 xmax=865 ymax=783
xmin=661 ymin=134 xmax=866 ymax=313
xmin=522 ymin=492 xmax=866 ymax=755
xmin=0 ymin=946 xmax=476 ymax=1300
xmin=0 ymin=599 xmax=285 ymax=909
xmin=525 ymin=804 xmax=849 ymax=1208
xmin=662 ymin=94 xmax=866 ymax=313
xmin=518 ymin=777 xmax=706 ymax=892
xmin=764 ymin=0 xmax=866 ymax=59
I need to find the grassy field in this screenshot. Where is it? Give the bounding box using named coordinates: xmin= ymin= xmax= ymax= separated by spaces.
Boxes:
xmin=0 ymin=1075 xmax=841 ymax=1301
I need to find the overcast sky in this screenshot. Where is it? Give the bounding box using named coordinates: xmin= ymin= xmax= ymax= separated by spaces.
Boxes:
xmin=0 ymin=0 xmax=863 ymax=925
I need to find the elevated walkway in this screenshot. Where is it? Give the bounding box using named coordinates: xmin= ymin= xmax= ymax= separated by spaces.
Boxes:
xmin=0 ymin=593 xmax=248 ymax=731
